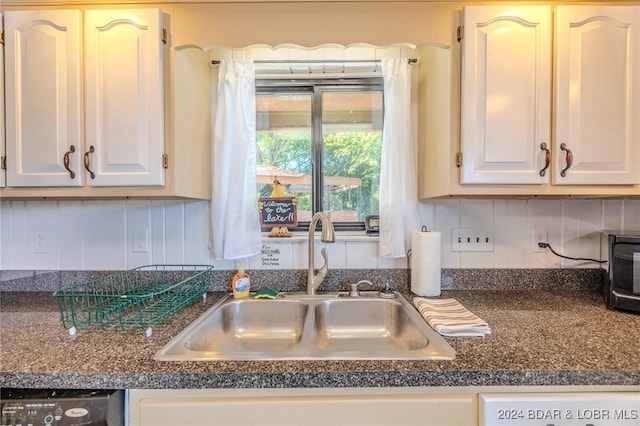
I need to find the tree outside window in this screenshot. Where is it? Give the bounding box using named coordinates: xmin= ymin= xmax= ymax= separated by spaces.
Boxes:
xmin=256 ymin=79 xmax=383 ymax=230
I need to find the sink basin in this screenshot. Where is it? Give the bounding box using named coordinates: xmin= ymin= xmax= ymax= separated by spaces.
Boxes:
xmin=313 ymin=299 xmax=430 ymax=353
xmin=154 ymin=292 xmax=455 ymax=361
xmin=184 ymin=299 xmax=308 ymax=354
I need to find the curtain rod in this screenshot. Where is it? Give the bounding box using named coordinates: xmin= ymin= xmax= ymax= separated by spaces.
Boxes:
xmin=210 ymin=58 xmax=417 ymax=65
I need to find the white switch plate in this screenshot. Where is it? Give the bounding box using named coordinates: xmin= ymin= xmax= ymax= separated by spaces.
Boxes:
xmin=34 ymin=229 xmax=49 ymax=253
xmin=133 ymin=228 xmax=149 ymax=253
xmin=451 ymin=228 xmax=494 ymax=252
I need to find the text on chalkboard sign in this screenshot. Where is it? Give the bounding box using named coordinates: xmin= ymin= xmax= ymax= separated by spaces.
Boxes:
xmin=259 ymin=197 xmax=298 ymax=227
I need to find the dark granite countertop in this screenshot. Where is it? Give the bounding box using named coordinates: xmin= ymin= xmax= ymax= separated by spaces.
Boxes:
xmin=1 ymin=289 xmax=639 ymax=390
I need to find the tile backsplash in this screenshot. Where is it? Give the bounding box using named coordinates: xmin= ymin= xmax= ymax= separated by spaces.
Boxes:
xmin=0 ymin=198 xmax=638 ymax=271
xmin=0 ymin=268 xmax=603 ymax=293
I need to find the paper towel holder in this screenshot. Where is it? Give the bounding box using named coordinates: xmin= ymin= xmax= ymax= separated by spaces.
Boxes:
xmin=407 ymin=226 xmax=430 ymax=287
xmin=406 ymin=248 xmax=412 ymax=288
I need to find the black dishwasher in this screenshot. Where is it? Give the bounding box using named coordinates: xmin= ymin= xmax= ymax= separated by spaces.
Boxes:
xmin=0 ymin=389 xmax=124 ymax=426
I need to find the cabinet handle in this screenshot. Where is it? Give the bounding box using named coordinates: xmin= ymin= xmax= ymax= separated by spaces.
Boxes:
xmin=560 ymin=143 xmax=573 ymax=177
xmin=63 ymin=145 xmax=76 ymax=179
xmin=539 ymin=142 xmax=550 ymax=177
xmin=84 ymin=145 xmax=96 ymax=179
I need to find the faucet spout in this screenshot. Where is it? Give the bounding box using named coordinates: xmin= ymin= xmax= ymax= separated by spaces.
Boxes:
xmin=307 ymin=212 xmax=335 ymax=295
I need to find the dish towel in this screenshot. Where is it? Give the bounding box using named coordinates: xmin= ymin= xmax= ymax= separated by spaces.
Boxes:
xmin=413 ymin=297 xmax=491 ymax=337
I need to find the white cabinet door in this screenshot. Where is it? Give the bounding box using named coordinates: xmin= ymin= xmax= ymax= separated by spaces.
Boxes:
xmin=3 ymin=9 xmax=165 ymax=189
xmin=1 ymin=14 xmax=5 ymax=188
xmin=130 ymin=389 xmax=476 ymax=426
xmin=460 ymin=6 xmax=552 ymax=185
xmin=4 ymin=10 xmax=84 ymax=187
xmin=84 ymin=9 xmax=165 ymax=187
xmin=553 ymin=6 xmax=640 ymax=185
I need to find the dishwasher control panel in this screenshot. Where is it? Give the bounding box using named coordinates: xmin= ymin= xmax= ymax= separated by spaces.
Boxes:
xmin=480 ymin=392 xmax=639 ymax=426
xmin=1 ymin=400 xmax=66 ymax=426
xmin=1 ymin=390 xmax=124 ymax=426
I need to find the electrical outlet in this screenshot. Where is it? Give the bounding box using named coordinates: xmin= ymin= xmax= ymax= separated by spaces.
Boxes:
xmin=34 ymin=230 xmax=49 ymax=253
xmin=133 ymin=228 xmax=149 ymax=253
xmin=451 ymin=228 xmax=494 ymax=252
xmin=532 ymin=228 xmax=548 ymax=252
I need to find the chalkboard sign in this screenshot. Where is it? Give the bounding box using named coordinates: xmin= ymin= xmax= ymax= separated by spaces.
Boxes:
xmin=259 ymin=197 xmax=298 ymax=227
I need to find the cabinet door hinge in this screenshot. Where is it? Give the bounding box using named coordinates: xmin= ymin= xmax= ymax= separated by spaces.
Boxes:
xmin=0 ymin=30 xmax=5 ymax=45
xmin=162 ymin=154 xmax=168 ymax=169
xmin=456 ymin=152 xmax=462 ymax=168
xmin=1 ymin=156 xmax=6 ymax=170
xmin=457 ymin=25 xmax=463 ymax=43
xmin=161 ymin=28 xmax=168 ymax=45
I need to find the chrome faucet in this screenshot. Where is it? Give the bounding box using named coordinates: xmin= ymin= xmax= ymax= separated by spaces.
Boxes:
xmin=349 ymin=280 xmax=396 ymax=298
xmin=307 ymin=212 xmax=335 ymax=295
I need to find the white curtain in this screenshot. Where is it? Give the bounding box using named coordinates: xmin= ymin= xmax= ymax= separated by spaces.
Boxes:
xmin=211 ymin=60 xmax=261 ymax=260
xmin=379 ymin=58 xmax=421 ymax=258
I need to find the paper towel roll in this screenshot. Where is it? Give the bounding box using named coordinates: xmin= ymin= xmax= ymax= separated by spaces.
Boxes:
xmin=411 ymin=231 xmax=441 ymax=296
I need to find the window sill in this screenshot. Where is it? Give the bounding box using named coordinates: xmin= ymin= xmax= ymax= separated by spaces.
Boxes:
xmin=262 ymin=231 xmax=379 ymax=242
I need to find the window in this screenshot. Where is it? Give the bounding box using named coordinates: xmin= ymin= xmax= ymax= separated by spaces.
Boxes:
xmin=256 ymin=78 xmax=383 ymax=231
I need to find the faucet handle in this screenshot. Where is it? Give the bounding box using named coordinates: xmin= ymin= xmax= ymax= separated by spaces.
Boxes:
xmin=349 ymin=280 xmax=374 ymax=297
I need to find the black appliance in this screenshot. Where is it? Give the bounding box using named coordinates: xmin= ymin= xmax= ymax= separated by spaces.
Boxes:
xmin=603 ymin=230 xmax=640 ymax=313
xmin=0 ymin=389 xmax=124 ymax=426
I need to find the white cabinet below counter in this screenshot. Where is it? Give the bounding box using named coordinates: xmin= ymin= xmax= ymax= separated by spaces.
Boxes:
xmin=129 ymin=387 xmax=640 ymax=426
xmin=129 ymin=388 xmax=476 ymax=426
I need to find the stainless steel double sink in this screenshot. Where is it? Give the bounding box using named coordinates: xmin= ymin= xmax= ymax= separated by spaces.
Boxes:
xmin=154 ymin=291 xmax=455 ymax=361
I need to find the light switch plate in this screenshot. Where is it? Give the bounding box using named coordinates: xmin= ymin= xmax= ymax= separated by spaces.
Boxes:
xmin=133 ymin=228 xmax=149 ymax=253
xmin=34 ymin=230 xmax=49 ymax=253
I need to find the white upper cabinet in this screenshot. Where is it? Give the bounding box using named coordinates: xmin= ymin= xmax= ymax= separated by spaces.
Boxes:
xmin=3 ymin=9 xmax=165 ymax=188
xmin=0 ymin=14 xmax=5 ymax=188
xmin=460 ymin=6 xmax=552 ymax=185
xmin=553 ymin=6 xmax=640 ymax=185
xmin=84 ymin=9 xmax=165 ymax=187
xmin=4 ymin=10 xmax=84 ymax=187
xmin=459 ymin=5 xmax=640 ymax=187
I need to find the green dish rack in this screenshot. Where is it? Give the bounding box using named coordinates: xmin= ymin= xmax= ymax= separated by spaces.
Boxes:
xmin=53 ymin=265 xmax=213 ymax=334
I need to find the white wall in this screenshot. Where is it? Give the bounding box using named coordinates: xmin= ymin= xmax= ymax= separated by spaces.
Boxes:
xmin=1 ymin=198 xmax=638 ymax=271
xmin=2 ymin=2 xmax=638 ymax=272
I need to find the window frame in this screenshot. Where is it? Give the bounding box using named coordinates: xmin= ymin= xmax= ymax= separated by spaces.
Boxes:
xmin=256 ymin=77 xmax=384 ymax=232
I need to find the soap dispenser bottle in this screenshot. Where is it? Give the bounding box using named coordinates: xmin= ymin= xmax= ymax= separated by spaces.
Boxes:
xmin=231 ymin=262 xmax=250 ymax=299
